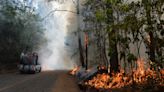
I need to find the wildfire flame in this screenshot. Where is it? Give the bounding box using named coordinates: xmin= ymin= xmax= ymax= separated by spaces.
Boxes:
xmin=69 ymin=66 xmax=80 ymax=75
xmin=85 ymin=59 xmax=164 ymax=89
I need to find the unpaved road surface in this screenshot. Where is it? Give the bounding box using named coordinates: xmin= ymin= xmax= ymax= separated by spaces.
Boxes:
xmin=0 ymin=71 xmax=80 ymax=92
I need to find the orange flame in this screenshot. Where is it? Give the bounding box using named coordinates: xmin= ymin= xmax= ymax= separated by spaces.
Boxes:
xmin=69 ymin=66 xmax=80 ymax=75
xmin=85 ymin=58 xmax=164 ymax=89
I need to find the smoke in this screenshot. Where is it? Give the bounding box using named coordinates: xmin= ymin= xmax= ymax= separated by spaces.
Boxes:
xmin=32 ymin=0 xmax=78 ymax=70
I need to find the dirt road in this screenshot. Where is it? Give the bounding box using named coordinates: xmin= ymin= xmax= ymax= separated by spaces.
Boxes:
xmin=0 ymin=71 xmax=80 ymax=92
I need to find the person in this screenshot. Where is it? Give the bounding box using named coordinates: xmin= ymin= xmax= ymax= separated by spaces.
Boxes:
xmin=20 ymin=50 xmax=26 ymax=64
xmin=32 ymin=52 xmax=38 ymax=65
xmin=35 ymin=53 xmax=38 ymax=65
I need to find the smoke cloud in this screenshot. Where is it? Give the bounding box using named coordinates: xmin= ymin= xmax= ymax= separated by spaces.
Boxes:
xmin=32 ymin=0 xmax=78 ymax=70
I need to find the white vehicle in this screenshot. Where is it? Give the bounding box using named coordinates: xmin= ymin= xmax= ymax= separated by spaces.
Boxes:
xmin=18 ymin=52 xmax=41 ymax=73
xmin=18 ymin=64 xmax=41 ymax=73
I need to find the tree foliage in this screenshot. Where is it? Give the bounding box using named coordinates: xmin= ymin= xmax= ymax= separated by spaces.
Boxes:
xmin=83 ymin=0 xmax=164 ymax=72
xmin=0 ymin=0 xmax=45 ymax=65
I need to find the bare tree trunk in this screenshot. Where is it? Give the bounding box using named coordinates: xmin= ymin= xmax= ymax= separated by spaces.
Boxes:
xmin=103 ymin=39 xmax=109 ymax=68
xmin=78 ymin=37 xmax=85 ymax=68
xmin=109 ymin=39 xmax=119 ymax=73
xmin=85 ymin=43 xmax=88 ymax=70
xmin=143 ymin=0 xmax=156 ymax=69
xmin=149 ymin=31 xmax=156 ymax=63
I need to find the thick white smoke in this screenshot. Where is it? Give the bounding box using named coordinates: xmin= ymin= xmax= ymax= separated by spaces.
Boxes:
xmin=32 ymin=0 xmax=78 ymax=70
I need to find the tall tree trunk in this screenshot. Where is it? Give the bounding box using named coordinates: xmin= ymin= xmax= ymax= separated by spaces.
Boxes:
xmin=109 ymin=33 xmax=119 ymax=73
xmin=143 ymin=0 xmax=156 ymax=66
xmin=85 ymin=43 xmax=88 ymax=70
xmin=85 ymin=32 xmax=88 ymax=70
xmin=106 ymin=2 xmax=119 ymax=73
xmin=78 ymin=37 xmax=85 ymax=68
xmin=103 ymin=39 xmax=109 ymax=69
xmin=149 ymin=31 xmax=156 ymax=63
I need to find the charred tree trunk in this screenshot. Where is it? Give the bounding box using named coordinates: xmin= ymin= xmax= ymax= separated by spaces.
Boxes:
xmin=149 ymin=31 xmax=156 ymax=63
xmin=84 ymin=32 xmax=88 ymax=70
xmin=106 ymin=2 xmax=119 ymax=73
xmin=143 ymin=0 xmax=156 ymax=67
xmin=85 ymin=43 xmax=88 ymax=70
xmin=77 ymin=0 xmax=85 ymax=68
xmin=78 ymin=37 xmax=85 ymax=68
xmin=109 ymin=34 xmax=119 ymax=73
xmin=103 ymin=39 xmax=109 ymax=69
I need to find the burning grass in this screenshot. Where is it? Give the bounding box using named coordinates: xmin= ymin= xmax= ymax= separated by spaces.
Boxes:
xmin=84 ymin=59 xmax=164 ymax=91
xmin=69 ymin=66 xmax=80 ymax=75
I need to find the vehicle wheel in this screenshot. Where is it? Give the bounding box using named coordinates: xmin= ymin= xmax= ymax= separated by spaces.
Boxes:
xmin=39 ymin=68 xmax=41 ymax=72
xmin=19 ymin=70 xmax=24 ymax=74
xmin=31 ymin=70 xmax=36 ymax=74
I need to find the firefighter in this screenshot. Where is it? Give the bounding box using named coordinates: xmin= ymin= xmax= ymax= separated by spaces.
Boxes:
xmin=20 ymin=52 xmax=24 ymax=64
xmin=32 ymin=52 xmax=38 ymax=65
xmin=20 ymin=50 xmax=27 ymax=64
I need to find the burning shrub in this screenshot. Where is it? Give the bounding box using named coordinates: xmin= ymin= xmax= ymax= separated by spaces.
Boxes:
xmin=84 ymin=59 xmax=164 ymax=90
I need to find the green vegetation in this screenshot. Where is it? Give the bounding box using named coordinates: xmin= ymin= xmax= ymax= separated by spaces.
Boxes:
xmin=0 ymin=0 xmax=45 ymax=69
xmin=82 ymin=0 xmax=164 ymax=72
